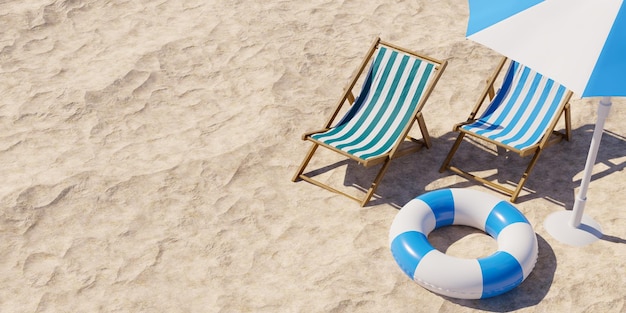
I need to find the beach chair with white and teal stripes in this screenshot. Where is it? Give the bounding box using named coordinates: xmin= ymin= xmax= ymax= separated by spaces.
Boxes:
xmin=292 ymin=37 xmax=447 ymax=206
xmin=440 ymin=57 xmax=573 ymax=202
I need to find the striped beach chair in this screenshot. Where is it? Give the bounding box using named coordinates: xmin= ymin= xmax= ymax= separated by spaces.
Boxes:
xmin=440 ymin=57 xmax=573 ymax=202
xmin=292 ymin=37 xmax=447 ymax=206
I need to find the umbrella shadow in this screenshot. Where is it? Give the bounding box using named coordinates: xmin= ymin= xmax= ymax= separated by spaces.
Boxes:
xmin=600 ymin=234 xmax=626 ymax=244
xmin=340 ymin=131 xmax=471 ymax=208
xmin=516 ymin=125 xmax=626 ymax=205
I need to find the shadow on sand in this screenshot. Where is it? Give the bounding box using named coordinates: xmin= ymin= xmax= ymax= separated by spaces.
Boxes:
xmin=332 ymin=124 xmax=626 ymax=211
xmin=442 ymin=234 xmax=556 ymax=312
xmin=295 ymin=123 xmax=626 ymax=308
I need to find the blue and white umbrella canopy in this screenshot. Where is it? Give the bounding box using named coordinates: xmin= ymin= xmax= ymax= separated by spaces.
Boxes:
xmin=467 ymin=0 xmax=626 ymax=97
xmin=464 ymin=0 xmax=626 ymax=245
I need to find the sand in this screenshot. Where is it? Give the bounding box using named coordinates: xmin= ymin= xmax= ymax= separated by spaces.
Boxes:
xmin=0 ymin=0 xmax=624 ymax=312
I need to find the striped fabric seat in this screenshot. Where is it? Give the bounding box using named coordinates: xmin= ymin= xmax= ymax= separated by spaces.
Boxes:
xmin=461 ymin=61 xmax=568 ymax=151
xmin=293 ymin=37 xmax=447 ymax=206
xmin=311 ymin=46 xmax=437 ymax=160
xmin=440 ymin=57 xmax=573 ymax=203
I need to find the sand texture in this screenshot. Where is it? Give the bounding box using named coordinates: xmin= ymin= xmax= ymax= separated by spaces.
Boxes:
xmin=1 ymin=1 xmax=625 ymax=312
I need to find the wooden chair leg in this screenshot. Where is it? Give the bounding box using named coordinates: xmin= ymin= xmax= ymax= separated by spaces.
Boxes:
xmin=511 ymin=148 xmax=544 ymax=202
xmin=564 ymin=103 xmax=572 ymax=141
xmin=293 ymin=143 xmax=386 ymax=206
xmin=362 ymin=158 xmax=392 ymax=206
xmin=292 ymin=143 xmax=319 ymax=182
xmin=440 ymin=133 xmax=465 ymax=172
xmin=439 ymin=132 xmax=536 ymax=203
xmin=416 ymin=113 xmax=432 ymax=149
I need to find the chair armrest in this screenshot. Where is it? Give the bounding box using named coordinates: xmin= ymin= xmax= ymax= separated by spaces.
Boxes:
xmin=346 ymin=91 xmax=356 ymax=104
xmin=302 ymin=129 xmax=329 ymax=140
xmin=487 ymin=83 xmax=495 ymax=101
xmin=453 ymin=120 xmax=474 ymax=131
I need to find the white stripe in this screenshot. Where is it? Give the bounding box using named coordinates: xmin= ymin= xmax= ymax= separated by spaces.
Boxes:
xmin=450 ymin=188 xmax=502 ymax=229
xmin=387 ymin=198 xmax=436 ymax=245
xmin=491 ymin=74 xmax=548 ymax=140
xmin=389 ymin=188 xmax=538 ymax=299
xmin=315 ymin=49 xmax=393 ymax=143
xmin=353 ymin=61 xmax=431 ymax=157
xmin=345 ymin=56 xmax=418 ymax=154
xmin=497 ymin=223 xmax=538 ymax=279
xmin=490 ymin=74 xmax=553 ymax=143
xmin=462 ymin=66 xmax=567 ymax=150
xmin=505 ymin=82 xmax=562 ymax=147
xmin=468 ymin=0 xmax=622 ymax=95
xmin=413 ymin=251 xmax=483 ymax=299
xmin=466 ymin=65 xmax=533 ymax=137
xmin=323 ymin=49 xmax=398 ymax=146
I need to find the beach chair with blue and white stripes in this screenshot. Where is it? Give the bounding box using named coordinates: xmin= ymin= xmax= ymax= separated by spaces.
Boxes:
xmin=292 ymin=37 xmax=448 ymax=206
xmin=440 ymin=57 xmax=573 ymax=202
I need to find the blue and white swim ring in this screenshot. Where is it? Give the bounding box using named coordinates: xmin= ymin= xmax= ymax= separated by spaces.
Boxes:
xmin=389 ymin=188 xmax=538 ymax=299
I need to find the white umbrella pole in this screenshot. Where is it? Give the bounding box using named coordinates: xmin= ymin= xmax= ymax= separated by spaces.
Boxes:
xmin=544 ymin=97 xmax=609 ymax=246
xmin=570 ymin=96 xmax=612 ymax=227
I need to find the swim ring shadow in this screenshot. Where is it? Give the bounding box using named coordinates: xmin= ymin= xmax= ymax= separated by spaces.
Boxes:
xmin=389 ymin=188 xmax=539 ymax=299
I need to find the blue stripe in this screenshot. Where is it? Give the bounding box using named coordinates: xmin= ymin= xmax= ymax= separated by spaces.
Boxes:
xmin=583 ymin=3 xmax=626 ymax=97
xmin=461 ymin=61 xmax=518 ymax=130
xmin=350 ymin=58 xmax=419 ymax=156
xmin=466 ymin=0 xmax=544 ymax=36
xmin=462 ymin=62 xmax=568 ymax=151
xmin=318 ymin=49 xmax=398 ymax=146
xmin=486 ymin=70 xmax=544 ymax=142
xmin=357 ymin=62 xmax=434 ymax=159
xmin=338 ymin=53 xmax=411 ymax=152
xmin=313 ymin=47 xmax=389 ymax=141
xmin=474 ymin=66 xmax=531 ymax=136
xmin=480 ymin=61 xmax=518 ymax=119
xmin=484 ymin=201 xmax=529 ymax=238
xmin=418 ymin=189 xmax=455 ymax=228
xmin=506 ymin=85 xmax=566 ymax=149
xmin=312 ymin=47 xmax=437 ymax=160
xmin=499 ymin=78 xmax=555 ymax=145
xmin=390 ymin=231 xmax=435 ymax=279
xmin=335 ymin=58 xmax=377 ymax=127
xmin=479 ymin=251 xmax=524 ymax=298
xmin=491 ymin=75 xmax=551 ymax=144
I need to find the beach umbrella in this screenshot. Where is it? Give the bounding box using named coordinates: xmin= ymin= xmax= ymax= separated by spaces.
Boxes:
xmin=465 ymin=0 xmax=626 ymax=246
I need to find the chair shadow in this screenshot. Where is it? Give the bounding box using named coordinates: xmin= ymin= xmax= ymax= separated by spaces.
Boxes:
xmin=339 ymin=131 xmax=466 ymax=208
xmin=300 ymin=123 xmax=626 ymax=246
xmin=341 ymin=124 xmax=626 ymax=210
xmin=439 ymin=125 xmax=626 ymax=206
xmin=297 ymin=123 xmax=624 ymax=309
xmin=340 ymin=124 xmax=626 ymax=246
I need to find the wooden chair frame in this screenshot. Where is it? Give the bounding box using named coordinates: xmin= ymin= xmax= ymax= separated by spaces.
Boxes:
xmin=292 ymin=37 xmax=447 ymax=206
xmin=439 ymin=57 xmax=573 ymax=202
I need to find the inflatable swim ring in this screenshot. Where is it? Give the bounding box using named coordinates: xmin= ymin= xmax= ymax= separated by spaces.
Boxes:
xmin=389 ymin=188 xmax=538 ymax=299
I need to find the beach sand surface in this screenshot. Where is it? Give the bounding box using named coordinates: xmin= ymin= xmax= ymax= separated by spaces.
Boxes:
xmin=0 ymin=1 xmax=624 ymax=312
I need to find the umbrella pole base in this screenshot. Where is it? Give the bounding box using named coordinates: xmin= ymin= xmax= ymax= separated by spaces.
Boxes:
xmin=544 ymin=211 xmax=602 ymax=246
